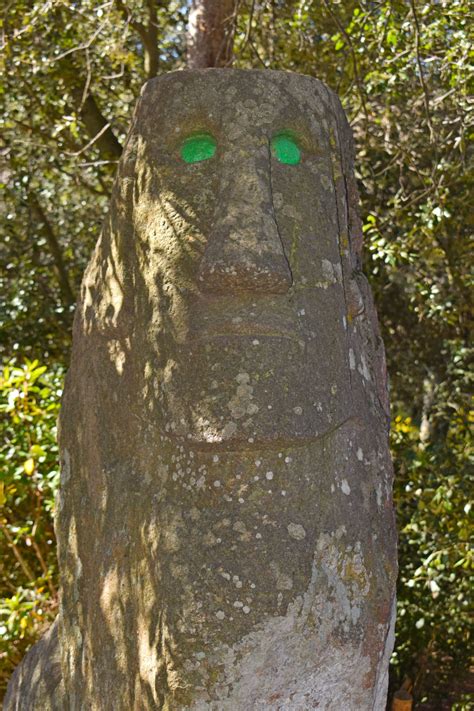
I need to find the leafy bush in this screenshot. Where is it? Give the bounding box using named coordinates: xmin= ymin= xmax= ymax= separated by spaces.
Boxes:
xmin=0 ymin=359 xmax=63 ymax=696
xmin=390 ymin=342 xmax=473 ymax=705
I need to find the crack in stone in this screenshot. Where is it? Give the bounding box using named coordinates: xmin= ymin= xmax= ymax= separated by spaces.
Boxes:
xmin=267 ymin=138 xmax=294 ymax=288
xmin=323 ymin=84 xmax=356 ymax=398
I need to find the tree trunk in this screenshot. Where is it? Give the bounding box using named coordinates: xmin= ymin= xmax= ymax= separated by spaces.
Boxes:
xmin=187 ymin=0 xmax=237 ymax=68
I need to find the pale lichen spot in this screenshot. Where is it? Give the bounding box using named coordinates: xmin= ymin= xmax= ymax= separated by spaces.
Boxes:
xmin=320 ymin=173 xmax=331 ymax=190
xmin=349 ymin=348 xmax=356 ymax=370
xmin=321 ymin=258 xmax=337 ymax=285
xmin=236 ymin=372 xmax=250 ymax=384
xmin=358 ymin=354 xmax=371 ymax=381
xmin=287 ymin=522 xmax=306 ymax=540
xmin=333 ymin=262 xmax=343 ymax=282
xmin=222 ymin=421 xmax=238 ymax=438
xmin=376 ymin=484 xmax=382 ymax=507
xmin=215 ymin=610 xmax=225 ymax=620
xmin=203 ymin=531 xmax=218 ymax=547
xmin=270 ymin=560 xmax=294 ymax=590
xmin=341 ymin=479 xmax=351 ymax=495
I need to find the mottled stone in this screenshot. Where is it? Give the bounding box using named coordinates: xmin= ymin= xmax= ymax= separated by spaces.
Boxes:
xmin=3 ymin=619 xmax=63 ymax=710
xmin=5 ymin=69 xmax=397 ymax=710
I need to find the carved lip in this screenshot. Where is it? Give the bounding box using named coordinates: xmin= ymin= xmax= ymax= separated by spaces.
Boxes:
xmin=190 ymin=320 xmax=300 ymax=342
xmin=186 ymin=296 xmax=302 ymax=343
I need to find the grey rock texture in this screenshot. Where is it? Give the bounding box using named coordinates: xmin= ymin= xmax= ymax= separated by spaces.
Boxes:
xmin=3 ymin=619 xmax=63 ymax=710
xmin=5 ymin=69 xmax=397 ymax=710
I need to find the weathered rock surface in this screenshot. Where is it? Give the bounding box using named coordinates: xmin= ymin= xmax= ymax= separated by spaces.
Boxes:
xmin=3 ymin=619 xmax=63 ymax=710
xmin=5 ymin=69 xmax=397 ymax=710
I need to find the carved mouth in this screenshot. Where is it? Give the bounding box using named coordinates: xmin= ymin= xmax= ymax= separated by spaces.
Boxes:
xmin=164 ymin=416 xmax=356 ymax=452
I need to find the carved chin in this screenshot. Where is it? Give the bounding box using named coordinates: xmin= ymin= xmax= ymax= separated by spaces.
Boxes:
xmin=157 ymin=336 xmax=353 ymax=449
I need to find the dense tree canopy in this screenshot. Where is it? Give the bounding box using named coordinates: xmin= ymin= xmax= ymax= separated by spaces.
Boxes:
xmin=1 ymin=1 xmax=472 ymax=706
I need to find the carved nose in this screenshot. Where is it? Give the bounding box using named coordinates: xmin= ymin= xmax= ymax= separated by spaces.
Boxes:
xmin=198 ymin=227 xmax=292 ymax=294
xmin=197 ymin=155 xmax=292 ymax=295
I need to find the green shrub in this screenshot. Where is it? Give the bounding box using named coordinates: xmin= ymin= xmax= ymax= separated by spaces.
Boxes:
xmin=0 ymin=359 xmax=63 ymax=696
xmin=390 ymin=347 xmax=473 ymax=705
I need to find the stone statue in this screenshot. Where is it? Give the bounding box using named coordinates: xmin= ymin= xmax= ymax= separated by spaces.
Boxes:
xmin=5 ymin=69 xmax=397 ymax=711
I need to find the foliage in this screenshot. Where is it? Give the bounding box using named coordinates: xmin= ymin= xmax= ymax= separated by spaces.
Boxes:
xmin=0 ymin=0 xmax=472 ymax=706
xmin=0 ymin=359 xmax=63 ymax=694
xmin=392 ymin=402 xmax=472 ymax=704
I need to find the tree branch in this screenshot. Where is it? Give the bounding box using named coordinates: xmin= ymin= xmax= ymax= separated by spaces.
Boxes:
xmin=409 ymin=0 xmax=435 ymax=143
xmin=0 ymin=521 xmax=36 ymax=584
xmin=321 ymin=0 xmax=370 ymax=130
xmin=72 ymin=90 xmax=123 ymax=160
xmin=27 ymin=192 xmax=76 ymax=307
xmin=55 ymin=53 xmax=123 ymax=161
xmin=115 ymin=0 xmax=160 ymax=79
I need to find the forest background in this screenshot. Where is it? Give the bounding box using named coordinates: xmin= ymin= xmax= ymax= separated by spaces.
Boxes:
xmin=0 ymin=0 xmax=472 ymax=707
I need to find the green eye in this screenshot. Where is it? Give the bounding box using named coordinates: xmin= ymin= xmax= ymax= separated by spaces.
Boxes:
xmin=271 ymin=133 xmax=301 ymax=165
xmin=181 ymin=133 xmax=217 ymax=163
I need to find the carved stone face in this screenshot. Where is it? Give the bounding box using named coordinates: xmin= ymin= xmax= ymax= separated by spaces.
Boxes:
xmin=129 ymin=70 xmax=353 ymax=448
xmin=53 ymin=71 xmax=396 ymax=710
